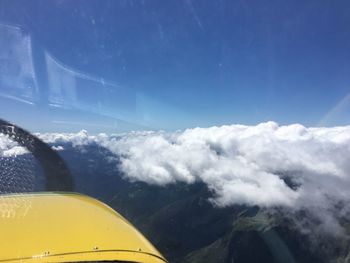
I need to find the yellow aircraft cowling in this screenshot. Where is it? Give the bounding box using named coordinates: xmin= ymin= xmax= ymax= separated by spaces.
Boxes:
xmin=0 ymin=192 xmax=167 ymax=263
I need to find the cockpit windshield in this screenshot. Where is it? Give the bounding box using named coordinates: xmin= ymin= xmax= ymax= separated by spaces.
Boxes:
xmin=1 ymin=1 xmax=350 ymax=263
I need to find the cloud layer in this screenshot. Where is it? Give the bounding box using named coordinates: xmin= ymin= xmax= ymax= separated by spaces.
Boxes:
xmin=3 ymin=122 xmax=350 ymax=233
xmin=105 ymin=122 xmax=350 ymax=234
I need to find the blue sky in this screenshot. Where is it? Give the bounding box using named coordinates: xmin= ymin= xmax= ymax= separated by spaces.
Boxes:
xmin=0 ymin=0 xmax=350 ymax=132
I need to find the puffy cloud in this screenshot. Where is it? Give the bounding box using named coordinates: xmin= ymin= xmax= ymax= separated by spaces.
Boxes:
xmin=51 ymin=145 xmax=64 ymax=151
xmin=101 ymin=122 xmax=350 ymax=234
xmin=95 ymin=122 xmax=350 ymax=210
xmin=36 ymin=129 xmax=92 ymax=147
xmin=95 ymin=122 xmax=350 ymax=234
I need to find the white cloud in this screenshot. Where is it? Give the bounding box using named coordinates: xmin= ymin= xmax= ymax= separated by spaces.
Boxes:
xmin=51 ymin=145 xmax=64 ymax=151
xmin=0 ymin=134 xmax=28 ymax=157
xmin=36 ymin=129 xmax=92 ymax=147
xmin=95 ymin=122 xmax=350 ymax=234
xmin=94 ymin=122 xmax=350 ymax=210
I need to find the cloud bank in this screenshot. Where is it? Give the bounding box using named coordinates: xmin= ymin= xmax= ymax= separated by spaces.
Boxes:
xmin=3 ymin=122 xmax=350 ymax=233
